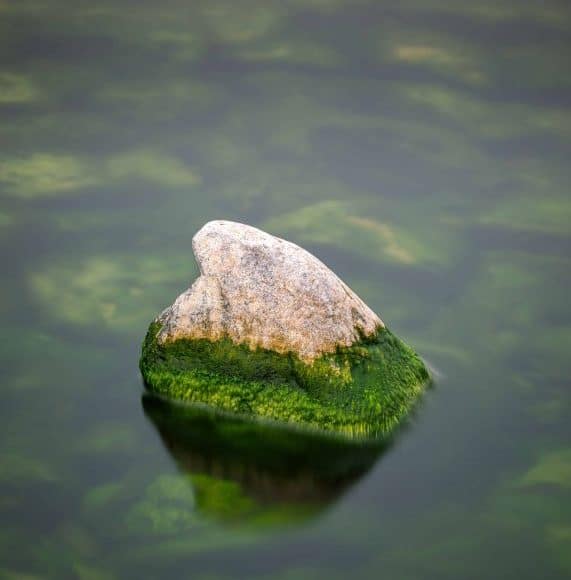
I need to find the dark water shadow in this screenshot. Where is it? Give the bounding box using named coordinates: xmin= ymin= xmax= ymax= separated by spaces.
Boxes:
xmin=141 ymin=394 xmax=402 ymax=528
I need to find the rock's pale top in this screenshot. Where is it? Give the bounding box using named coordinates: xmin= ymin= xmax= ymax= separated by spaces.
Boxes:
xmin=157 ymin=220 xmax=383 ymax=361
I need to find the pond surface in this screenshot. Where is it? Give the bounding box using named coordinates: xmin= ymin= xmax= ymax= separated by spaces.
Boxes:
xmin=1 ymin=1 xmax=570 ymax=578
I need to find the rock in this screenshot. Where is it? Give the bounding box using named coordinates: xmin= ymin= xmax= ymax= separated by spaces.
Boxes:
xmin=140 ymin=220 xmax=429 ymax=439
xmin=156 ymin=220 xmax=383 ymax=362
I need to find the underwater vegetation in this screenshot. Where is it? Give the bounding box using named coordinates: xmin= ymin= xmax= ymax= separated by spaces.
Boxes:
xmin=1 ymin=0 xmax=570 ymax=577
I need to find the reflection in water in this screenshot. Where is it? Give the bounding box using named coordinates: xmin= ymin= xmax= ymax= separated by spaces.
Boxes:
xmin=142 ymin=394 xmax=392 ymax=526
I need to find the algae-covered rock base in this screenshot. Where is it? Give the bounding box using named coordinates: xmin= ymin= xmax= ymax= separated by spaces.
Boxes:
xmin=140 ymin=220 xmax=429 ymax=439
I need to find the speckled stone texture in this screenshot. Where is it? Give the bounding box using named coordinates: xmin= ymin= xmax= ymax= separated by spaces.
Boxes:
xmin=156 ymin=220 xmax=384 ymax=361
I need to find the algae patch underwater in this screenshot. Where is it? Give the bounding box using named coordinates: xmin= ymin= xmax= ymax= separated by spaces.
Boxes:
xmin=140 ymin=220 xmax=429 ymax=439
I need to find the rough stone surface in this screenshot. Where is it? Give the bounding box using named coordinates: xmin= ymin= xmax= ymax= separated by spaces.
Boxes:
xmin=157 ymin=220 xmax=384 ymax=362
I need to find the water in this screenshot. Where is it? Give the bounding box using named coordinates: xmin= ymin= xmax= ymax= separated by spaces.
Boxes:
xmin=1 ymin=1 xmax=570 ymax=578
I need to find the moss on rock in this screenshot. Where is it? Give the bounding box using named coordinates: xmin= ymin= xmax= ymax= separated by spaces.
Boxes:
xmin=140 ymin=321 xmax=429 ymax=439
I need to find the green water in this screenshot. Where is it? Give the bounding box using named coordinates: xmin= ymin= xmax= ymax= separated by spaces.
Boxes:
xmin=1 ymin=1 xmax=570 ymax=578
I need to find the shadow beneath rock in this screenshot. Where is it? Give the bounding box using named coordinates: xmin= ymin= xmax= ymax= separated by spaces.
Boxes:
xmin=141 ymin=394 xmax=397 ymax=527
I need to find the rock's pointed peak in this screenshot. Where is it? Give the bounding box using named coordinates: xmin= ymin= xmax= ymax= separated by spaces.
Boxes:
xmin=158 ymin=220 xmax=383 ymax=361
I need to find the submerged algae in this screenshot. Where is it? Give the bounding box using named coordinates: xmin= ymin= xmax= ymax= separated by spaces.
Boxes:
xmin=140 ymin=321 xmax=429 ymax=439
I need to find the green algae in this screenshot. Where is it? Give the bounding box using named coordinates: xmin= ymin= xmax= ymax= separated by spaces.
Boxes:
xmin=125 ymin=475 xmax=198 ymax=536
xmin=30 ymin=253 xmax=192 ymax=333
xmin=264 ymin=198 xmax=466 ymax=270
xmin=0 ymin=72 xmax=39 ymax=104
xmin=140 ymin=321 xmax=429 ymax=439
xmin=0 ymin=154 xmax=96 ymax=198
xmin=0 ymin=454 xmax=58 ymax=485
xmin=516 ymin=448 xmax=571 ymax=490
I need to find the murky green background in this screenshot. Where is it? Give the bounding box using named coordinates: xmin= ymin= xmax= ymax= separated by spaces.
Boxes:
xmin=1 ymin=0 xmax=570 ymax=578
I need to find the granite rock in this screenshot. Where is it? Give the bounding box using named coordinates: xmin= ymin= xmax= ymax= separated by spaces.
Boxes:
xmin=157 ymin=220 xmax=383 ymax=362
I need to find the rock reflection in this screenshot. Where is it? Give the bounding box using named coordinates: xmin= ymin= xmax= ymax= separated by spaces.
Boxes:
xmin=142 ymin=394 xmax=392 ymax=526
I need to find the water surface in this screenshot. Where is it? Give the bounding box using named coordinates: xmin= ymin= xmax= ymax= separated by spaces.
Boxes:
xmin=1 ymin=1 xmax=570 ymax=578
